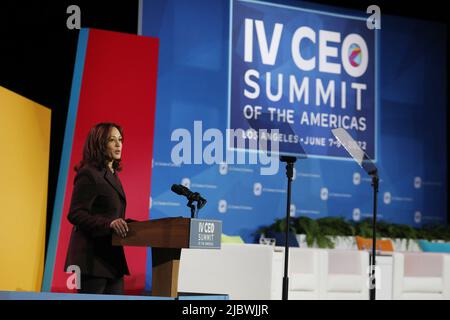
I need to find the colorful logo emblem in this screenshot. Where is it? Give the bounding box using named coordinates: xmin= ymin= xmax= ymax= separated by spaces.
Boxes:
xmin=348 ymin=43 xmax=362 ymax=67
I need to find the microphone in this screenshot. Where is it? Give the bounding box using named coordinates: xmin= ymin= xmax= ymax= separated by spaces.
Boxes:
xmin=171 ymin=184 xmax=207 ymax=209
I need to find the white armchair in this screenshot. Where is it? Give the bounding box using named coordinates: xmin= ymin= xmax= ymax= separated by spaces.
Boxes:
xmin=287 ymin=248 xmax=327 ymax=300
xmin=392 ymin=252 xmax=450 ymax=300
xmin=324 ymin=250 xmax=370 ymax=300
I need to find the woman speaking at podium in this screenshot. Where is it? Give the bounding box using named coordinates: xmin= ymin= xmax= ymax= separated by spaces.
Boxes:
xmin=65 ymin=122 xmax=130 ymax=294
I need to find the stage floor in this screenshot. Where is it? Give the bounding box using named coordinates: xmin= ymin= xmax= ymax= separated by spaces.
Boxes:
xmin=0 ymin=291 xmax=228 ymax=300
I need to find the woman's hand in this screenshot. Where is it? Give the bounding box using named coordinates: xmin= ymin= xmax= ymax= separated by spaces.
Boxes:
xmin=110 ymin=218 xmax=129 ymax=238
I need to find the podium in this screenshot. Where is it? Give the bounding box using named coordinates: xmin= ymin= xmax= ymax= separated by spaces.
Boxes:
xmin=112 ymin=217 xmax=222 ymax=297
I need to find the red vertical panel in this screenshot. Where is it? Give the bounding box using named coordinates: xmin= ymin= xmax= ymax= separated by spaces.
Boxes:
xmin=52 ymin=29 xmax=158 ymax=294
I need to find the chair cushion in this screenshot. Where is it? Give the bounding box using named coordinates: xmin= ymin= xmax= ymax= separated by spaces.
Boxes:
xmin=328 ymin=275 xmax=364 ymax=292
xmin=221 ymin=234 xmax=245 ymax=244
xmin=289 ymin=274 xmax=317 ymax=291
xmin=403 ymin=277 xmax=443 ymax=293
xmin=355 ymin=236 xmax=394 ymax=251
xmin=418 ymin=240 xmax=450 ymax=253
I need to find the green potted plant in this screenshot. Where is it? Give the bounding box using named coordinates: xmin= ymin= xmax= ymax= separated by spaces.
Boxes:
xmin=293 ymin=216 xmax=335 ymax=248
xmin=254 ymin=215 xmax=450 ymax=251
xmin=317 ymin=217 xmax=356 ymax=249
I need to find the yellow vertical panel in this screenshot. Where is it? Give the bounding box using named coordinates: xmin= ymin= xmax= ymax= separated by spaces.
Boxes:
xmin=0 ymin=86 xmax=51 ymax=292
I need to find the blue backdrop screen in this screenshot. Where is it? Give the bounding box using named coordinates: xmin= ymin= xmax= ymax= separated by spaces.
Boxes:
xmin=229 ymin=0 xmax=376 ymax=159
xmin=141 ymin=0 xmax=447 ymax=244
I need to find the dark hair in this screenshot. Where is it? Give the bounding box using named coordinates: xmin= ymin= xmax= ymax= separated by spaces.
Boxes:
xmin=75 ymin=122 xmax=124 ymax=172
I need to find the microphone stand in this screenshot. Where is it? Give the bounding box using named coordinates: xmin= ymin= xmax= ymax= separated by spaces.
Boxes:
xmin=187 ymin=199 xmax=197 ymax=219
xmin=187 ymin=192 xmax=205 ymax=219
xmin=280 ymin=156 xmax=296 ymax=300
xmin=369 ymin=171 xmax=379 ymax=300
xmin=331 ymin=127 xmax=379 ymax=300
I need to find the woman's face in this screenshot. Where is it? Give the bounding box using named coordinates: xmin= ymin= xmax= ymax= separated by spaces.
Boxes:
xmin=106 ymin=126 xmax=123 ymax=161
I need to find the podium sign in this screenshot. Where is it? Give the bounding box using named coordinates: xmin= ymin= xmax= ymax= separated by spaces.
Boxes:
xmin=189 ymin=219 xmax=222 ymax=249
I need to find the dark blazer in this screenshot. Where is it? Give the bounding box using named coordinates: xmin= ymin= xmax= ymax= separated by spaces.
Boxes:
xmin=65 ymin=164 xmax=130 ymax=279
